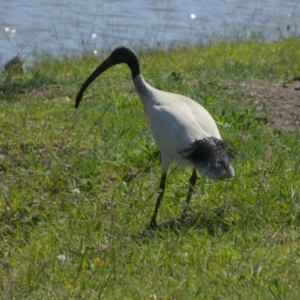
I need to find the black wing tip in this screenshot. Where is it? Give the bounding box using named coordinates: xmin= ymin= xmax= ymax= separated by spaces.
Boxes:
xmin=179 ymin=137 xmax=230 ymax=163
xmin=179 ymin=137 xmax=234 ymax=180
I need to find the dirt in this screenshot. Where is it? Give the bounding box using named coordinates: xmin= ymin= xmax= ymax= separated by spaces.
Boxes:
xmin=240 ymin=80 xmax=300 ymax=132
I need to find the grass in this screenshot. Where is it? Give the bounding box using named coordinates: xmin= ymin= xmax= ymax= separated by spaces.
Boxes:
xmin=1 ymin=36 xmax=300 ymax=299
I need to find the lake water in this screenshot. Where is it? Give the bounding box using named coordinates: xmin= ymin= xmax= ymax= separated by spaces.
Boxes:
xmin=1 ymin=0 xmax=300 ymax=62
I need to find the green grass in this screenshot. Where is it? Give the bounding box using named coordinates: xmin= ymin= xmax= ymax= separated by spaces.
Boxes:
xmin=1 ymin=36 xmax=300 ymax=299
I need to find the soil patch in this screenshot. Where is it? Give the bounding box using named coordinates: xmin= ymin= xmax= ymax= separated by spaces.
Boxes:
xmin=240 ymin=81 xmax=300 ymax=132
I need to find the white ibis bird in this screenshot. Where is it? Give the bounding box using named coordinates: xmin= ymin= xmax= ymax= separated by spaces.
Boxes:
xmin=75 ymin=46 xmax=234 ymax=228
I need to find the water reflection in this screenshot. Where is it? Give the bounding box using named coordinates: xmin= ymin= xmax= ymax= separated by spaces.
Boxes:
xmin=4 ymin=27 xmax=17 ymax=38
xmin=0 ymin=0 xmax=299 ymax=61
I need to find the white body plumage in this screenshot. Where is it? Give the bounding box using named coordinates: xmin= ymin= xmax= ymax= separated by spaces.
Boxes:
xmin=133 ymin=75 xmax=233 ymax=178
xmin=75 ymin=46 xmax=234 ymax=228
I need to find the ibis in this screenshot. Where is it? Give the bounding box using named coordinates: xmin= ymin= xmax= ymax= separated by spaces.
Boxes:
xmin=75 ymin=46 xmax=234 ymax=228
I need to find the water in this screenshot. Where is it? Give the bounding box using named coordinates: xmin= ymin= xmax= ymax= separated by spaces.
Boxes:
xmin=1 ymin=0 xmax=299 ymax=62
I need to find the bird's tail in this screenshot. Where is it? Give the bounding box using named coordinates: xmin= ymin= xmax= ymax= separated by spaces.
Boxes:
xmin=179 ymin=137 xmax=234 ymax=180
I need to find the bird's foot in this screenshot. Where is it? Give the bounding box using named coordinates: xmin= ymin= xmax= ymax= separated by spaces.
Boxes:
xmin=181 ymin=207 xmax=190 ymax=220
xmin=147 ymin=219 xmax=158 ymax=230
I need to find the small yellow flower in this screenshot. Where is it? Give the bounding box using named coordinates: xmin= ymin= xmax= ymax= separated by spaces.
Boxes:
xmin=93 ymin=257 xmax=103 ymax=266
xmin=65 ymin=284 xmax=73 ymax=291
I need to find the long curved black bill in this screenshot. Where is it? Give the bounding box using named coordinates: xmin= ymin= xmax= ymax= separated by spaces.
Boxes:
xmin=75 ymin=57 xmax=114 ymax=108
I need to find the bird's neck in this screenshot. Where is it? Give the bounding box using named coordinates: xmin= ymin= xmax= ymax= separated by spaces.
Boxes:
xmin=125 ymin=51 xmax=140 ymax=79
xmin=133 ymin=75 xmax=154 ymax=116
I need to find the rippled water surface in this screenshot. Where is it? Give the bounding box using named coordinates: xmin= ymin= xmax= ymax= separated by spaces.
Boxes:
xmin=1 ymin=0 xmax=299 ymax=61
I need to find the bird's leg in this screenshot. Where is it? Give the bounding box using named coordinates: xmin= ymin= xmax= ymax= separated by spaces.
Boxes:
xmin=181 ymin=168 xmax=197 ymax=218
xmin=149 ymin=173 xmax=167 ymax=229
